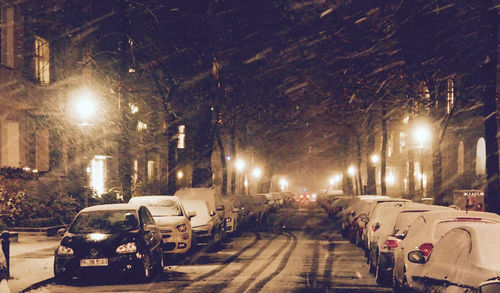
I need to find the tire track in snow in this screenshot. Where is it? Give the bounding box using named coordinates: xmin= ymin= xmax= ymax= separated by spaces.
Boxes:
xmin=248 ymin=231 xmax=298 ymax=293
xmin=236 ymin=232 xmax=291 ymax=292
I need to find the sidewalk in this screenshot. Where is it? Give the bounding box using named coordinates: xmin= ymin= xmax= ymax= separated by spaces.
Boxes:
xmin=2 ymin=232 xmax=59 ymax=293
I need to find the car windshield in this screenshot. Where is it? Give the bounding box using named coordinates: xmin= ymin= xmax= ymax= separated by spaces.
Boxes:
xmin=69 ymin=210 xmax=139 ymax=234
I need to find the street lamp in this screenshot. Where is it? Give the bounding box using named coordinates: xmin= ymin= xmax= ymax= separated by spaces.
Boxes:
xmin=370 ymin=154 xmax=379 ymax=165
xmin=414 ymin=125 xmax=430 ymax=196
xmin=71 ymin=87 xmax=99 ymax=125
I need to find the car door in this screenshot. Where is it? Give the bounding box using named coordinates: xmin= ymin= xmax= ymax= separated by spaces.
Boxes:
xmin=139 ymin=207 xmax=161 ymax=253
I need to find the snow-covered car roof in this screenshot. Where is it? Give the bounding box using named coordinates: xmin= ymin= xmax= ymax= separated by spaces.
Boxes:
xmin=180 ymin=199 xmax=211 ymax=227
xmin=80 ymin=203 xmax=141 ymax=213
xmin=129 ymin=195 xmax=180 ymax=205
xmin=129 ymin=196 xmax=183 ymax=217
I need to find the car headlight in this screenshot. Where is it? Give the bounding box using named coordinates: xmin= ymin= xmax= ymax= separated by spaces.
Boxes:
xmin=56 ymin=245 xmax=74 ymax=256
xmin=176 ymin=224 xmax=187 ymax=232
xmin=116 ymin=242 xmax=137 ymax=254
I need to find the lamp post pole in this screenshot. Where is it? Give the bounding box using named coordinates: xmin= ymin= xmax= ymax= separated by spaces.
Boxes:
xmin=420 ymin=147 xmax=424 ymax=197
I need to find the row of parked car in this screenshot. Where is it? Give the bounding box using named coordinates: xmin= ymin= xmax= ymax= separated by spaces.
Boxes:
xmin=52 ymin=187 xmax=291 ymax=282
xmin=319 ymin=192 xmax=500 ymax=293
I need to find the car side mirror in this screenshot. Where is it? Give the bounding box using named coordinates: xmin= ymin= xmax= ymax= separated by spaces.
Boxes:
xmin=374 ymin=222 xmax=381 ymax=230
xmin=408 ymin=250 xmax=426 ymax=264
xmin=395 ymin=230 xmax=407 ymax=240
xmin=57 ymin=228 xmax=67 ymax=237
xmin=359 ymin=213 xmax=368 ymax=223
xmin=479 ymin=280 xmax=500 ymax=293
xmin=216 ymin=205 xmax=225 ymax=211
xmin=210 ymin=210 xmax=216 ymax=217
xmin=188 ymin=211 xmax=197 ymax=219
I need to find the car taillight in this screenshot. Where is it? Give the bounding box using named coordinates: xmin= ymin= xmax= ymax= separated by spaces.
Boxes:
xmin=384 ymin=239 xmax=399 ymax=249
xmin=418 ymin=243 xmax=434 ymax=257
xmin=372 ymin=225 xmax=379 ymax=232
xmin=335 ymin=207 xmax=342 ymax=212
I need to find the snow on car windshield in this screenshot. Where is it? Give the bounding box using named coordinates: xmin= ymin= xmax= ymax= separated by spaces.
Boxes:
xmin=181 ymin=200 xmax=210 ymax=227
xmin=69 ymin=210 xmax=139 ymax=234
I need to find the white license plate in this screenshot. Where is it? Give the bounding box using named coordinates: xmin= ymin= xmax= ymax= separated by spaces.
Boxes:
xmin=80 ymin=258 xmax=108 ymax=267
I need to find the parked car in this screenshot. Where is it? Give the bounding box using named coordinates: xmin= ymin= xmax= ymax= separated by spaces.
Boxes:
xmin=393 ymin=210 xmax=500 ymax=292
xmin=128 ymin=195 xmax=196 ymax=255
xmin=236 ymin=194 xmax=259 ymax=224
xmin=222 ymin=195 xmax=241 ymax=234
xmin=369 ymin=204 xmax=451 ymax=284
xmin=407 ymin=223 xmax=500 ymax=292
xmin=174 ymin=187 xmax=226 ymax=246
xmin=54 ymin=204 xmax=164 ymax=282
xmin=358 ymin=198 xmax=411 ymax=250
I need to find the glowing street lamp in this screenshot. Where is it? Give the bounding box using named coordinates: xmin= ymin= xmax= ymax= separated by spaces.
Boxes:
xmin=252 ymin=167 xmax=262 ymax=179
xmin=370 ymin=154 xmax=379 ymax=165
xmin=71 ymin=87 xmax=98 ymax=125
xmin=235 ymin=159 xmax=246 ymax=172
xmin=347 ymin=165 xmax=356 ymax=177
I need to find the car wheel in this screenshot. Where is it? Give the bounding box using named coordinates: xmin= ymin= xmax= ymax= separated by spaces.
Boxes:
xmin=369 ymin=248 xmax=376 ymax=274
xmin=141 ymin=253 xmax=152 ymax=281
xmin=375 ymin=255 xmax=385 ymax=284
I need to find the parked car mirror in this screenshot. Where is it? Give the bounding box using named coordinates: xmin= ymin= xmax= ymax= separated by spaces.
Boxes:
xmin=374 ymin=222 xmax=381 ymax=230
xmin=217 ymin=205 xmax=225 ymax=211
xmin=395 ymin=230 xmax=407 ymax=240
xmin=210 ymin=210 xmax=216 ymax=217
xmin=479 ymin=280 xmax=500 ymax=293
xmin=57 ymin=228 xmax=67 ymax=237
xmin=359 ymin=213 xmax=368 ymax=223
xmin=408 ymin=250 xmax=426 ymax=264
xmin=188 ymin=211 xmax=197 ymax=219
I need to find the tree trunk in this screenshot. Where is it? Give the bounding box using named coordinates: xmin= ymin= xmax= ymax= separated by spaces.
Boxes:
xmin=192 ymin=105 xmax=214 ymax=187
xmin=481 ymin=1 xmax=500 ymax=213
xmin=355 ymin=135 xmax=363 ymax=195
xmin=118 ymin=0 xmax=132 ymax=201
xmin=230 ymin=125 xmax=236 ymax=194
xmin=215 ymin=132 xmax=227 ymax=195
xmin=366 ymin=114 xmax=376 ymax=194
xmin=167 ymin=120 xmax=177 ymax=194
xmin=381 ymin=108 xmax=387 ymax=195
xmin=408 ymin=149 xmax=415 ymax=199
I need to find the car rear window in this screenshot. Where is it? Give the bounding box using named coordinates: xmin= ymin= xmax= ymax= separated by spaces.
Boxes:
xmin=434 ymin=219 xmax=496 ymax=240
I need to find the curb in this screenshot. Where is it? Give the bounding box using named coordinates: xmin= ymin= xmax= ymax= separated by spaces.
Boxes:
xmin=19 ymin=277 xmax=54 ymax=293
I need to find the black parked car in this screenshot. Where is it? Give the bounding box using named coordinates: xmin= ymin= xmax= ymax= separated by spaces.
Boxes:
xmin=54 ymin=204 xmax=164 ymax=282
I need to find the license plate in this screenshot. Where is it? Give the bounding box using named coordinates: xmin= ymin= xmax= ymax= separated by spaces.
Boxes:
xmin=80 ymin=258 xmax=108 ymax=267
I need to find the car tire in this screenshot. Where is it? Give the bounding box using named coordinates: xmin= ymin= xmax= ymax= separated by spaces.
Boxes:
xmin=369 ymin=248 xmax=376 ymax=274
xmin=375 ymin=256 xmax=386 ymax=285
xmin=141 ymin=253 xmax=152 ymax=281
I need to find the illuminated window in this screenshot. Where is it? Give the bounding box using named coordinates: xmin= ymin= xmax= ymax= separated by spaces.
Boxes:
xmin=447 ymin=78 xmax=454 ymax=114
xmin=387 ymin=132 xmax=393 ymax=157
xmin=147 ymin=160 xmax=155 ymax=182
xmin=35 ymin=36 xmax=50 ymax=84
xmin=399 ymin=132 xmax=406 ymax=154
xmin=1 ymin=6 xmax=14 ymax=67
xmin=178 ymin=125 xmax=185 ymax=149
xmin=458 ymin=141 xmax=464 ymax=175
xmin=90 ymin=155 xmax=106 ymax=196
xmin=476 ymin=138 xmax=486 ymax=175
xmin=137 ymin=121 xmax=148 ymax=131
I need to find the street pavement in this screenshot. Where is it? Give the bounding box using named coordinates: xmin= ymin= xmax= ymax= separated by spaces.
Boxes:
xmin=1 ymin=233 xmax=59 ymax=293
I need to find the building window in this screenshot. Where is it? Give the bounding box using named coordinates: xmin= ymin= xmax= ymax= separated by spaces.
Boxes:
xmin=1 ymin=6 xmax=14 ymax=67
xmin=399 ymin=132 xmax=406 ymax=154
xmin=447 ymin=78 xmax=454 ymax=114
xmin=147 ymin=160 xmax=155 ymax=182
xmin=35 ymin=36 xmax=50 ymax=84
xmin=476 ymin=138 xmax=486 ymax=175
xmin=387 ymin=132 xmax=393 ymax=157
xmin=458 ymin=141 xmax=464 ymax=176
xmin=90 ymin=155 xmax=106 ymax=196
xmin=178 ymin=125 xmax=186 ymax=149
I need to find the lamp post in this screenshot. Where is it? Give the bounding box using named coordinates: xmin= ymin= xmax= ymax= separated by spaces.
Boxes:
xmin=414 ymin=126 xmax=430 ymax=197
xmin=251 ymin=167 xmax=262 ymax=194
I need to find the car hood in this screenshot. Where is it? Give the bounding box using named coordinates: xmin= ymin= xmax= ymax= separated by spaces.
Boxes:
xmin=60 ymin=231 xmax=139 ymax=256
xmin=153 ymin=216 xmax=186 ymax=227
